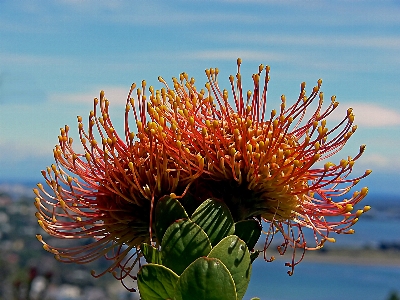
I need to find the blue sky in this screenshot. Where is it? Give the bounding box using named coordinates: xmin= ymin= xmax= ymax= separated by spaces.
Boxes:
xmin=0 ymin=0 xmax=399 ymax=196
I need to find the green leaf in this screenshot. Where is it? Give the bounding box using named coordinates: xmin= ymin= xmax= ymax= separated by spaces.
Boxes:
xmin=250 ymin=250 xmax=260 ymax=263
xmin=137 ymin=264 xmax=179 ymax=300
xmin=155 ymin=195 xmax=188 ymax=244
xmin=191 ymin=198 xmax=235 ymax=246
xmin=141 ymin=243 xmax=162 ymax=264
xmin=234 ymin=219 xmax=262 ymax=251
xmin=161 ymin=219 xmax=212 ymax=275
xmin=208 ymin=235 xmax=252 ymax=300
xmin=174 ymin=257 xmax=237 ymax=300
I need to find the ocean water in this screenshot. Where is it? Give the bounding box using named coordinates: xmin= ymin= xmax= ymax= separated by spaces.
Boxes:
xmin=244 ymin=215 xmax=400 ymax=300
xmin=301 ymin=217 xmax=400 ymax=248
xmin=245 ymin=260 xmax=400 ymax=300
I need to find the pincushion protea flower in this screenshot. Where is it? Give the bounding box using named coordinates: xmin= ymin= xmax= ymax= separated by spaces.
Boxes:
xmin=34 ymin=59 xmax=370 ymax=290
xmin=153 ymin=58 xmax=370 ymax=274
xmin=34 ymin=84 xmax=205 ymax=291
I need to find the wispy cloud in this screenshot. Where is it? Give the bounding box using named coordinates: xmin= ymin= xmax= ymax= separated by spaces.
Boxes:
xmin=329 ymin=103 xmax=400 ymax=127
xmin=11 ymin=1 xmax=266 ymax=26
xmin=219 ymin=33 xmax=400 ymax=51
xmin=188 ymin=50 xmax=286 ymax=62
xmin=4 ymin=0 xmax=400 ymax=35
xmin=219 ymin=0 xmax=320 ymax=4
xmin=56 ymin=0 xmax=124 ymax=10
xmin=49 ymin=86 xmax=131 ymax=105
xmin=357 ymin=153 xmax=400 ymax=173
xmin=0 ymin=19 xmax=42 ymax=34
xmin=0 ymin=52 xmax=72 ymax=66
xmin=218 ymin=0 xmax=400 ymax=26
xmin=0 ymin=140 xmax=50 ymax=162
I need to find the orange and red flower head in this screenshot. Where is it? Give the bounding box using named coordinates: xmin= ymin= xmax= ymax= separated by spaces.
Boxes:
xmin=34 ymin=59 xmax=371 ymax=288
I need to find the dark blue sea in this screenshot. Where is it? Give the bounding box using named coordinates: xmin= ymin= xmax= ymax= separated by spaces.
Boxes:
xmin=245 ymin=202 xmax=400 ymax=300
xmin=246 ymin=259 xmax=400 ymax=300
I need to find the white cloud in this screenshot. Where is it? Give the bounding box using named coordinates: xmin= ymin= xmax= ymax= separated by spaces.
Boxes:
xmin=0 ymin=140 xmax=50 ymax=162
xmin=56 ymin=0 xmax=124 ymax=9
xmin=220 ymin=0 xmax=319 ymax=4
xmin=328 ymin=103 xmax=400 ymax=127
xmin=48 ymin=86 xmax=131 ymax=106
xmin=48 ymin=1 xmax=265 ymax=25
xmin=219 ymin=33 xmax=400 ymax=51
xmin=188 ymin=50 xmax=286 ymax=62
xmin=356 ymin=153 xmax=400 ymax=172
xmin=219 ymin=1 xmax=400 ymax=26
xmin=5 ymin=0 xmax=400 ymax=34
xmin=0 ymin=52 xmax=72 ymax=66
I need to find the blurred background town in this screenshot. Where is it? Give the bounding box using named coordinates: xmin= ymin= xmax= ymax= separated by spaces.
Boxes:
xmin=0 ymin=183 xmax=140 ymax=300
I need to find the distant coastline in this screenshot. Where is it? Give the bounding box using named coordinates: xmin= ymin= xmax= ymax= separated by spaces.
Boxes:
xmin=267 ymin=247 xmax=400 ymax=267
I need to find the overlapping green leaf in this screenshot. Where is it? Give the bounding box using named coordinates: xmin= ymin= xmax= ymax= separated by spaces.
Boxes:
xmin=208 ymin=235 xmax=252 ymax=300
xmin=137 ymin=264 xmax=179 ymax=300
xmin=234 ymin=219 xmax=262 ymax=251
xmin=191 ymin=198 xmax=235 ymax=246
xmin=139 ymin=196 xmax=260 ymax=300
xmin=161 ymin=219 xmax=212 ymax=275
xmin=141 ymin=242 xmax=162 ymax=264
xmin=155 ymin=196 xmax=188 ymax=243
xmin=174 ymin=257 xmax=237 ymax=300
